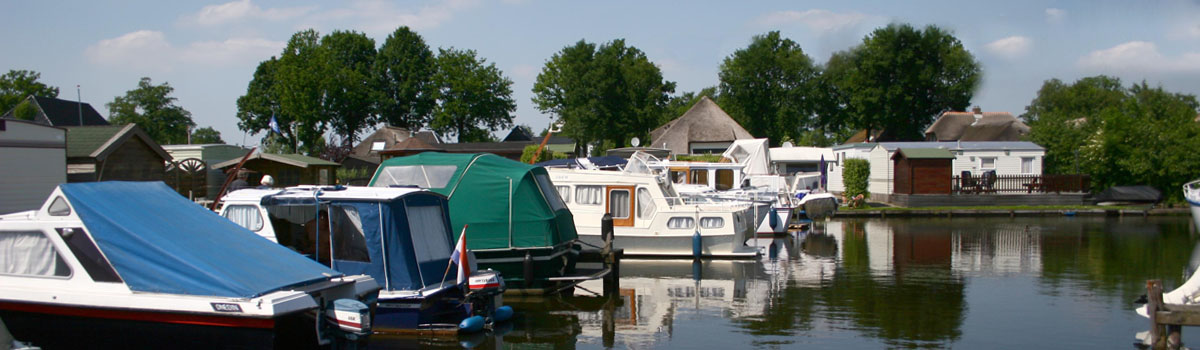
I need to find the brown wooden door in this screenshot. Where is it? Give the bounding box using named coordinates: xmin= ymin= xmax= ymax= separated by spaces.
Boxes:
xmin=606 ymin=186 xmax=635 ymax=227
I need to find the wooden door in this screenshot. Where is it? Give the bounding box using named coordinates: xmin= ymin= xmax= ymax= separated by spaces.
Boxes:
xmin=606 ymin=185 xmax=635 ymax=227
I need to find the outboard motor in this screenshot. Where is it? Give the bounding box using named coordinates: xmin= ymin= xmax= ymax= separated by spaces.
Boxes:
xmin=324 ymin=298 xmax=372 ymax=348
xmin=460 ymin=269 xmax=514 ymax=333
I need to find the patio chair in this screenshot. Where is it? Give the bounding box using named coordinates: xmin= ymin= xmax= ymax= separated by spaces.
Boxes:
xmin=959 ymin=171 xmax=978 ymax=194
xmin=982 ymin=170 xmax=997 ymax=193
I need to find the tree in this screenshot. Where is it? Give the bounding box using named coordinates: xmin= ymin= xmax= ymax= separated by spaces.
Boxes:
xmin=107 ymin=77 xmax=195 ymax=145
xmin=375 ymin=27 xmax=436 ymax=129
xmin=532 ymin=39 xmax=675 ymax=151
xmin=843 ymin=158 xmax=870 ymax=207
xmin=190 ymin=126 xmax=224 ymax=144
xmin=0 ymin=70 xmax=59 ymax=116
xmin=320 ymin=30 xmax=377 ymax=145
xmin=1022 ymin=76 xmax=1126 ymax=175
xmin=430 ymin=48 xmax=516 ymax=142
xmin=1024 ymin=76 xmax=1200 ymax=201
xmin=826 ymin=24 xmax=981 ymax=141
xmin=236 ymin=57 xmax=285 ymax=146
xmin=719 ymin=31 xmax=819 ymax=146
xmin=236 ymin=29 xmax=331 ymax=155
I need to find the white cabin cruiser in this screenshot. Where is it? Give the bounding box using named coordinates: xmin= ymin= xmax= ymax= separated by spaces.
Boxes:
xmin=0 ymin=182 xmax=379 ymax=349
xmin=546 ymin=167 xmax=757 ymax=258
xmin=1185 ymin=179 xmax=1200 ymax=231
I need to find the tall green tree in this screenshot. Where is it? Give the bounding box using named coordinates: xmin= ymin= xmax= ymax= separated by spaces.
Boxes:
xmin=1024 ymin=76 xmax=1200 ymax=201
xmin=190 ymin=126 xmax=224 ymax=144
xmin=719 ymin=31 xmax=819 ymax=146
xmin=532 ymin=39 xmax=675 ymax=151
xmin=320 ymin=30 xmax=377 ymax=145
xmin=1022 ymin=76 xmax=1126 ymax=175
xmin=826 ymin=24 xmax=981 ymax=141
xmin=430 ymin=48 xmax=516 ymax=142
xmin=374 ymin=27 xmax=436 ymax=129
xmin=274 ymin=29 xmax=330 ymax=154
xmin=107 ymin=77 xmax=195 ymax=145
xmin=235 ymin=57 xmax=289 ymax=147
xmin=0 ymin=70 xmax=59 ymax=116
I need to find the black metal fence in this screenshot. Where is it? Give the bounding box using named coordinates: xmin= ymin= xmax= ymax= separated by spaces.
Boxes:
xmin=951 ymin=174 xmax=1090 ymax=195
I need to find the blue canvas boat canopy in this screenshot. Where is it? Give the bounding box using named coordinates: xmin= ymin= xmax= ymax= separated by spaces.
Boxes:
xmin=60 ymin=182 xmax=340 ymax=298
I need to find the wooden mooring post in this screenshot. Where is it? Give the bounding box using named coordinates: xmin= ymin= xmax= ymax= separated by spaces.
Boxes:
xmin=1146 ymin=279 xmax=1200 ymax=349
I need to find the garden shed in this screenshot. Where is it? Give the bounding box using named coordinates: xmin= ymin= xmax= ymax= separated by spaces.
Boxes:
xmin=892 ymin=148 xmax=955 ymax=195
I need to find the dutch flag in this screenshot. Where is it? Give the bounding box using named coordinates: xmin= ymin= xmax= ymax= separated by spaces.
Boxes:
xmin=450 ymin=225 xmax=471 ymax=285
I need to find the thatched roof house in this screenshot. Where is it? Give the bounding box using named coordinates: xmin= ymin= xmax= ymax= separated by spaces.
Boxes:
xmin=650 ymin=96 xmax=752 ymax=155
xmin=924 ymin=107 xmax=1030 ymax=142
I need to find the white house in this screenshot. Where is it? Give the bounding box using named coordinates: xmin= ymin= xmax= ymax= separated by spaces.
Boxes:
xmin=827 ymin=141 xmax=1044 ymax=198
xmin=0 ymin=119 xmax=66 ymax=214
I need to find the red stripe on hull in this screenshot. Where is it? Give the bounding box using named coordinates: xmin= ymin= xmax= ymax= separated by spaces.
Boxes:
xmin=0 ymin=301 xmax=276 ymax=329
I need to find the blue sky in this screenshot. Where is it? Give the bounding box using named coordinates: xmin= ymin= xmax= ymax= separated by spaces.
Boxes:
xmin=3 ymin=0 xmax=1199 ymax=146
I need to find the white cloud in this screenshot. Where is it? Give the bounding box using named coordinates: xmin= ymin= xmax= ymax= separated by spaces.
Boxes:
xmin=1077 ymin=41 xmax=1200 ymax=74
xmin=182 ymin=0 xmax=314 ymax=26
xmin=757 ymin=9 xmax=877 ymax=34
xmin=84 ymin=30 xmax=174 ymax=71
xmin=984 ymin=36 xmax=1032 ymax=60
xmin=86 ymin=30 xmax=283 ymax=71
xmin=1045 ymin=8 xmax=1066 ymax=23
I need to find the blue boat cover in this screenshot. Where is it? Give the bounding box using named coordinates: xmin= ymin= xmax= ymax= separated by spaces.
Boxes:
xmin=325 ymin=193 xmax=454 ymax=291
xmin=60 ymin=182 xmax=340 ymax=298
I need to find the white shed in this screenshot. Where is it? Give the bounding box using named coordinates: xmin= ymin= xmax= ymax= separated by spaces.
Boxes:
xmin=0 ymin=119 xmax=66 ymax=214
xmin=866 ymin=141 xmax=1044 ymax=198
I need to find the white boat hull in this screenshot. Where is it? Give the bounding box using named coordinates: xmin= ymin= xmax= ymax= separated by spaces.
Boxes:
xmin=578 ymin=231 xmax=757 ymax=258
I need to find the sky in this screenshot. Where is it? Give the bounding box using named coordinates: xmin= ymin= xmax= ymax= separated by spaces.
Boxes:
xmin=3 ymin=0 xmax=1199 ymax=146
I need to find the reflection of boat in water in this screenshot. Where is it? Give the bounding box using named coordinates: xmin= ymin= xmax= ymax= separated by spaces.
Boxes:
xmin=1137 ymin=241 xmax=1200 ymax=319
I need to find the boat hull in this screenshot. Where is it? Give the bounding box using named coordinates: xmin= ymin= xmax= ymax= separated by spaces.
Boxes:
xmin=799 ymin=196 xmax=838 ymax=220
xmin=0 ymin=301 xmax=323 ymax=349
xmin=755 ymin=207 xmax=794 ymax=235
xmin=1190 ymin=200 xmax=1200 ymax=232
xmin=374 ymin=287 xmax=469 ymax=334
xmin=579 ymin=232 xmax=756 ymax=258
xmin=473 ymin=242 xmax=579 ymax=291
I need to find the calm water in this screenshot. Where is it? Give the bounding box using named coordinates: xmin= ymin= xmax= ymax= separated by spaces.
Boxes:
xmin=373 ymin=216 xmax=1199 ymax=349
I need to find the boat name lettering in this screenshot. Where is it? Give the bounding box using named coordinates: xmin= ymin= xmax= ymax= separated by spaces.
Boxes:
xmin=210 ymin=302 xmax=243 ymax=313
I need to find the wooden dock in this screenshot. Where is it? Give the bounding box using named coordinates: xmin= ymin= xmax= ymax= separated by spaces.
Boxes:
xmin=1145 ymin=279 xmax=1200 ymax=349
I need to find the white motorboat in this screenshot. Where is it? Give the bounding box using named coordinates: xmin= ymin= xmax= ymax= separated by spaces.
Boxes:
xmin=0 ymin=182 xmax=379 ymax=349
xmin=546 ymin=167 xmax=758 ymax=258
xmin=1185 ymin=179 xmax=1200 ymax=231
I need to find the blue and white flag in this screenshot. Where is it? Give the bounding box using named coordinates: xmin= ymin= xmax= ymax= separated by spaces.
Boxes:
xmin=269 ymin=114 xmax=282 ymax=135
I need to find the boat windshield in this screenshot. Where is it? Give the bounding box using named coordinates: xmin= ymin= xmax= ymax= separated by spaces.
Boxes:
xmin=623 ymin=151 xmax=658 ymax=175
xmin=373 ymin=165 xmax=457 ymax=188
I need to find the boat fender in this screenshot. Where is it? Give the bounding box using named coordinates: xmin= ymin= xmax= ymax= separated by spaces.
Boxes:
xmin=692 ymin=230 xmax=702 ymax=259
xmin=493 ymin=305 xmax=514 ymax=322
xmin=459 ymin=315 xmax=485 ymax=333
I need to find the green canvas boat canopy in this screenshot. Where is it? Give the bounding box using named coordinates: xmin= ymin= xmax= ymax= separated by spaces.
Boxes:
xmin=369 ymin=152 xmax=578 ymax=251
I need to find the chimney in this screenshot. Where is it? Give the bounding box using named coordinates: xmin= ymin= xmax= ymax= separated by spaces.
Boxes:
xmin=972 ymin=106 xmax=983 ymax=119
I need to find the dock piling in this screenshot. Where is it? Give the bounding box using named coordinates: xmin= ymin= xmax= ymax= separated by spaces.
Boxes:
xmin=1147 ymin=279 xmax=1190 ymax=349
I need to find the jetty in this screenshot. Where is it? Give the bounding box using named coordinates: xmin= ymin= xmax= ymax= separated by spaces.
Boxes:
xmin=1145 ymin=280 xmax=1200 ymax=349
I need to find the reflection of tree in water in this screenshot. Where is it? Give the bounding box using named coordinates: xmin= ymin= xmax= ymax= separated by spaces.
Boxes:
xmin=1035 ymin=217 xmax=1197 ymax=303
xmin=501 ymin=311 xmax=583 ymax=350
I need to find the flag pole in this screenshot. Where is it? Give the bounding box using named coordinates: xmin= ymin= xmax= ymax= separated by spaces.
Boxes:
xmin=441 ymin=224 xmax=469 ymax=285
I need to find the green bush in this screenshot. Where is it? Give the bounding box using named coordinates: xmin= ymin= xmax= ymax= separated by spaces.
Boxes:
xmin=336 ymin=167 xmax=371 ymax=184
xmin=843 ymin=158 xmax=869 ymax=205
xmin=675 ymin=154 xmax=724 ymax=162
xmin=520 ymin=144 xmax=566 ymax=164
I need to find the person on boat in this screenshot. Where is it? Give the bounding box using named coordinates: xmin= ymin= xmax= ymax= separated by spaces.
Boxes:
xmin=229 ymin=171 xmax=250 ymax=191
xmin=258 ymin=174 xmax=275 ymax=189
xmin=301 ymin=211 xmax=332 ymax=264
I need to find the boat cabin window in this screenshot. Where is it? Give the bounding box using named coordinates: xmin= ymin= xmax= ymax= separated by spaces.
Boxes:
xmin=576 ymin=185 xmax=603 ymax=205
xmin=330 ymin=206 xmax=371 ymax=263
xmin=0 ymin=230 xmax=70 ymax=278
xmin=57 ymin=227 xmax=121 ymax=282
xmin=373 ymin=165 xmax=458 ymax=188
xmin=715 ymin=169 xmax=735 ymax=191
xmin=48 ymin=196 xmax=71 ymax=216
xmin=223 ymin=205 xmax=264 ymax=232
xmin=700 ymin=217 xmax=724 ymax=229
xmin=689 ymin=169 xmax=708 ymax=185
xmin=669 ymin=170 xmax=687 ymax=184
xmin=556 ymin=186 xmax=571 ymax=203
xmin=534 ymin=173 xmax=568 ymax=212
xmin=636 ymin=188 xmax=655 ymax=219
xmin=608 ymin=189 xmax=631 ymax=219
xmin=667 ymin=217 xmax=695 ymax=229
xmin=406 ymin=203 xmax=452 ymax=286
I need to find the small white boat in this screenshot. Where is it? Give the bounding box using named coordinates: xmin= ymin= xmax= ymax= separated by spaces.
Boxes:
xmin=546 ymin=167 xmax=758 ymax=258
xmin=1185 ymin=179 xmax=1200 ymax=231
xmin=0 ymin=182 xmax=379 ymax=349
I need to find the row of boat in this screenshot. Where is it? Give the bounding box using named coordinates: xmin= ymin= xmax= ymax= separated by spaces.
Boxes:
xmin=0 ymin=139 xmax=837 ymax=348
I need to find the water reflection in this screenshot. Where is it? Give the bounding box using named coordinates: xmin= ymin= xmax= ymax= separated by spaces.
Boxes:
xmin=369 ymin=216 xmax=1199 ymax=349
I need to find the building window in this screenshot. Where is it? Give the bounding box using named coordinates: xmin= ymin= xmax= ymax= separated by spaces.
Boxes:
xmin=371 ymin=141 xmax=386 ymax=151
xmin=576 ymin=185 xmax=602 ymax=205
xmin=1021 ymin=157 xmax=1034 ymax=173
xmin=667 ymin=217 xmax=695 ymax=229
xmin=981 ymin=157 xmax=996 ymax=169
